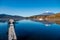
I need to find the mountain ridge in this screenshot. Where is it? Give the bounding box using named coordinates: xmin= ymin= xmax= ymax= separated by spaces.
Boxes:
xmin=0 ymin=14 xmax=24 ymax=22
xmin=0 ymin=13 xmax=60 ymax=22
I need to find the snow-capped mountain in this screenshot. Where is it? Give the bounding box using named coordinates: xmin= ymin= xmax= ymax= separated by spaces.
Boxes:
xmin=40 ymin=11 xmax=54 ymax=16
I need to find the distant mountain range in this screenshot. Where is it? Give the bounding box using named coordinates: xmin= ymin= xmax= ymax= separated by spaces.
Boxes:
xmin=26 ymin=12 xmax=54 ymax=19
xmin=46 ymin=13 xmax=60 ymax=21
xmin=0 ymin=12 xmax=60 ymax=22
xmin=40 ymin=12 xmax=54 ymax=16
xmin=27 ymin=12 xmax=60 ymax=24
xmin=31 ymin=12 xmax=54 ymax=16
xmin=0 ymin=14 xmax=24 ymax=22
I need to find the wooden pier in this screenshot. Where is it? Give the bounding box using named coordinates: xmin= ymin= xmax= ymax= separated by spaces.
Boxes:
xmin=8 ymin=19 xmax=17 ymax=40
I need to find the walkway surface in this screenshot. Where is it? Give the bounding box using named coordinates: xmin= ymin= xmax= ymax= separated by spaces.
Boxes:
xmin=8 ymin=19 xmax=17 ymax=40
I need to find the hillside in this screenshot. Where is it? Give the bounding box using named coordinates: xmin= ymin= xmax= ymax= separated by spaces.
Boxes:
xmin=44 ymin=13 xmax=60 ymax=25
xmin=45 ymin=13 xmax=60 ymax=21
xmin=27 ymin=13 xmax=60 ymax=24
xmin=0 ymin=14 xmax=24 ymax=22
xmin=27 ymin=12 xmax=54 ymax=20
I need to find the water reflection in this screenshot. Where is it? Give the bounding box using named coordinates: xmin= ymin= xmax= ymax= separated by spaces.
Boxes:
xmin=54 ymin=21 xmax=60 ymax=25
xmin=30 ymin=19 xmax=60 ymax=25
xmin=0 ymin=19 xmax=60 ymax=25
xmin=15 ymin=20 xmax=60 ymax=40
xmin=45 ymin=24 xmax=50 ymax=26
xmin=0 ymin=20 xmax=60 ymax=40
xmin=0 ymin=22 xmax=8 ymax=40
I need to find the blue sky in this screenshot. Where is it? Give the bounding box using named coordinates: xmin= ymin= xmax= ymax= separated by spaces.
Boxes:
xmin=0 ymin=0 xmax=60 ymax=17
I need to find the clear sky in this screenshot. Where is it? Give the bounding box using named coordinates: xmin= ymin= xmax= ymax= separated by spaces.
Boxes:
xmin=0 ymin=0 xmax=60 ymax=17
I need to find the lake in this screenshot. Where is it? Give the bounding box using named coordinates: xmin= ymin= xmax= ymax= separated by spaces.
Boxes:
xmin=0 ymin=20 xmax=60 ymax=40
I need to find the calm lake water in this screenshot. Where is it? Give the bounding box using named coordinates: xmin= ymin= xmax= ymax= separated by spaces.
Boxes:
xmin=0 ymin=20 xmax=60 ymax=40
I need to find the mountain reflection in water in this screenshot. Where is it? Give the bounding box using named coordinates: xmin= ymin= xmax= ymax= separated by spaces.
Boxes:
xmin=0 ymin=20 xmax=60 ymax=40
